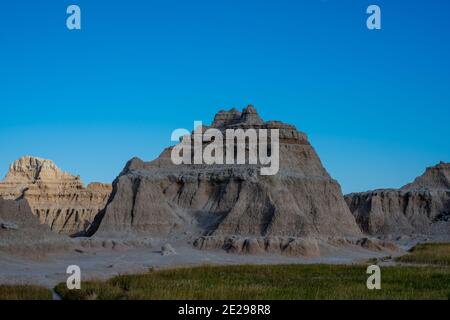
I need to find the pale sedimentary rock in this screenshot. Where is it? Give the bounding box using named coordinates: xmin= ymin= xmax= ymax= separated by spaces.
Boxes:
xmin=193 ymin=235 xmax=399 ymax=257
xmin=0 ymin=156 xmax=111 ymax=236
xmin=345 ymin=162 xmax=450 ymax=236
xmin=91 ymin=105 xmax=362 ymax=243
xmin=193 ymin=236 xmax=322 ymax=257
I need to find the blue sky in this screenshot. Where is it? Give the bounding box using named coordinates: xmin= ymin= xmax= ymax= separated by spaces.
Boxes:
xmin=0 ymin=0 xmax=449 ymax=193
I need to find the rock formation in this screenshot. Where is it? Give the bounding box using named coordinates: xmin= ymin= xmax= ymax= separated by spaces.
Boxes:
xmin=402 ymin=162 xmax=450 ymax=190
xmin=193 ymin=235 xmax=399 ymax=257
xmin=0 ymin=156 xmax=112 ymax=236
xmin=193 ymin=236 xmax=322 ymax=257
xmin=91 ymin=105 xmax=362 ymax=246
xmin=161 ymin=243 xmax=177 ymax=256
xmin=345 ymin=162 xmax=450 ymax=236
xmin=0 ymin=198 xmax=70 ymax=255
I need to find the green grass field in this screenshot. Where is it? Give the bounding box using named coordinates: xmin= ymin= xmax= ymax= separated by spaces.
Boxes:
xmin=0 ymin=285 xmax=52 ymax=300
xmin=54 ymin=263 xmax=450 ymax=300
xmin=396 ymin=243 xmax=450 ymax=266
xmin=2 ymin=243 xmax=450 ymax=300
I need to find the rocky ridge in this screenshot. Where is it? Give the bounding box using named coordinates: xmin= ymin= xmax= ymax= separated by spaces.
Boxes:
xmin=345 ymin=162 xmax=450 ymax=236
xmin=0 ymin=198 xmax=71 ymax=255
xmin=0 ymin=156 xmax=112 ymax=236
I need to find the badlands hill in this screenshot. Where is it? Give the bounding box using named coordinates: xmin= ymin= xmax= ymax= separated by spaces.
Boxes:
xmin=0 ymin=156 xmax=111 ymax=236
xmin=0 ymin=198 xmax=70 ymax=255
xmin=345 ymin=162 xmax=450 ymax=236
xmin=90 ymin=105 xmax=364 ymax=256
xmin=402 ymin=162 xmax=450 ymax=190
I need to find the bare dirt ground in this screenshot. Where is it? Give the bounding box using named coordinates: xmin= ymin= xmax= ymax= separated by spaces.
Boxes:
xmin=0 ymin=238 xmax=397 ymax=288
xmin=2 ymin=231 xmax=447 ymax=290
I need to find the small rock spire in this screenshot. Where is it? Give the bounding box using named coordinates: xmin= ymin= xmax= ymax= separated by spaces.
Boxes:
xmin=241 ymin=104 xmax=264 ymax=125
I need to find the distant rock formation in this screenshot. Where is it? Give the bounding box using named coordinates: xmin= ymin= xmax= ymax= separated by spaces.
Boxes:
xmin=0 ymin=156 xmax=112 ymax=236
xmin=91 ymin=105 xmax=362 ymax=242
xmin=402 ymin=162 xmax=450 ymax=191
xmin=345 ymin=162 xmax=450 ymax=236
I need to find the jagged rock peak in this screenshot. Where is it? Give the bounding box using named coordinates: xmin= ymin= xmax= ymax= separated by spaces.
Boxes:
xmin=402 ymin=161 xmax=450 ymax=190
xmin=243 ymin=104 xmax=257 ymax=114
xmin=0 ymin=156 xmax=112 ymax=236
xmin=4 ymin=156 xmax=78 ymax=183
xmin=212 ymin=104 xmax=264 ymax=128
xmin=211 ymin=108 xmax=242 ymax=128
xmin=241 ymin=104 xmax=264 ymax=126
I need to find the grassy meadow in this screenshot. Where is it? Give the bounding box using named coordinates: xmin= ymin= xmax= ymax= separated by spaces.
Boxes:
xmin=54 ymin=263 xmax=450 ymax=300
xmin=2 ymin=243 xmax=450 ymax=300
xmin=396 ymin=243 xmax=450 ymax=266
xmin=0 ymin=285 xmax=52 ymax=300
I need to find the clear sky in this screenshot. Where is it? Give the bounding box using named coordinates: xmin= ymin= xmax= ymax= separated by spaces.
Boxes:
xmin=1 ymin=0 xmax=449 ymax=193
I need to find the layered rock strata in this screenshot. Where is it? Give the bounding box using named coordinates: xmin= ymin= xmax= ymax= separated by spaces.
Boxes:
xmin=0 ymin=156 xmax=112 ymax=236
xmin=92 ymin=105 xmax=362 ymax=247
xmin=345 ymin=162 xmax=450 ymax=236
